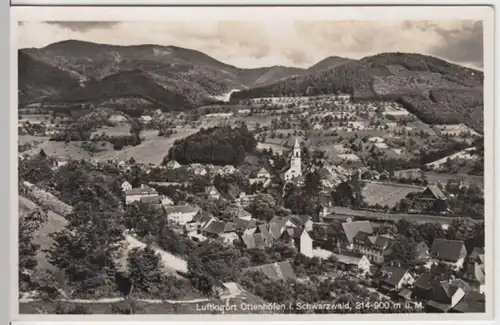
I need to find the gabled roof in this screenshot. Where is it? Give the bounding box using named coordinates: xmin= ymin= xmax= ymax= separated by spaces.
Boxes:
xmin=202 ymin=221 xmax=227 ymax=236
xmin=379 ymin=266 xmax=409 ymax=287
xmin=242 ymin=232 xmax=272 ymax=250
xmin=243 ymin=261 xmax=297 ymax=281
xmin=425 ymin=185 xmax=446 ymax=200
xmin=430 ymin=239 xmax=465 ymax=262
xmin=342 ymin=221 xmax=374 ymax=243
xmin=290 ymin=214 xmax=311 ymax=226
xmin=469 ymin=247 xmax=485 ymax=261
xmin=334 ymin=250 xmax=367 ymax=266
xmin=140 ymin=195 xmax=162 ymax=204
xmin=451 ymin=291 xmax=486 ymax=313
xmin=233 ymin=218 xmax=257 ymax=233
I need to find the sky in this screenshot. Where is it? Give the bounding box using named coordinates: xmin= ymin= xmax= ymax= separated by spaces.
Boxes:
xmin=17 ymin=20 xmax=483 ymax=69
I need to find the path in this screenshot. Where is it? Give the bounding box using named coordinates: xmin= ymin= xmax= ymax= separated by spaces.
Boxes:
xmin=19 ymin=282 xmax=243 ymax=305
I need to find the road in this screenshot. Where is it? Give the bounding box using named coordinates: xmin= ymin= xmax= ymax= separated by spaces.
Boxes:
xmin=325 ymin=207 xmax=480 ymax=226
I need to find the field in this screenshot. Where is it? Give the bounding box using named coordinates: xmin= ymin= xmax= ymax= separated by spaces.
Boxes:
xmin=23 ymin=140 xmax=95 ymax=160
xmin=18 ymin=135 xmax=50 ymax=146
xmin=93 ymin=127 xmax=200 ymax=165
xmin=19 ymin=196 xmax=69 ymax=271
xmin=256 ymin=142 xmax=286 ymax=154
xmin=91 ymin=123 xmax=132 ymax=138
xmin=361 ymin=181 xmax=424 ymax=208
xmin=426 ymin=147 xmax=477 ymax=168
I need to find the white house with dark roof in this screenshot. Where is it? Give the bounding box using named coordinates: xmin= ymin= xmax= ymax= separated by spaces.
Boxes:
xmin=430 ymin=238 xmax=467 ymax=271
xmin=121 ymin=181 xmax=133 ymax=192
xmin=333 ymin=251 xmax=372 ymax=274
xmin=165 ymin=204 xmax=201 ymax=225
xmin=378 ymin=266 xmax=415 ymax=292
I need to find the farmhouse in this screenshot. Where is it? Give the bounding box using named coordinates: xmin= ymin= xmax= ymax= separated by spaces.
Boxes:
xmin=165 ymin=204 xmax=201 ymax=226
xmin=184 ymin=213 xmax=217 ymax=235
xmin=430 ymin=239 xmax=467 ymax=271
xmin=413 ymin=185 xmax=448 ymax=213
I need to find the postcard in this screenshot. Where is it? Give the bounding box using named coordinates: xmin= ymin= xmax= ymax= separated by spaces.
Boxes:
xmin=11 ymin=4 xmax=495 ymax=322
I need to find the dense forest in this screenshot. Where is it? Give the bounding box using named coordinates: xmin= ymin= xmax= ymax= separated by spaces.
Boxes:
xmin=166 ymin=125 xmax=257 ymax=166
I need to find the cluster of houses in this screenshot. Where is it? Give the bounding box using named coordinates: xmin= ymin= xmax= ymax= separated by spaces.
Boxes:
xmin=308 ymin=218 xmax=485 ymax=313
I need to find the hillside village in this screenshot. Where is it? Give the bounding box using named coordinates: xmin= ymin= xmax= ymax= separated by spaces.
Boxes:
xmin=17 ymin=40 xmax=486 ymax=315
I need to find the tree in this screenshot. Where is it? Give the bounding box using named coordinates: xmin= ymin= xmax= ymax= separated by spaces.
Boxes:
xmin=19 ymin=208 xmax=48 ymax=291
xmin=417 ymin=222 xmax=446 ymax=247
xmin=47 ymin=203 xmax=124 ymax=298
xmin=127 ymin=246 xmax=164 ymax=296
xmin=386 ymin=235 xmax=418 ymax=268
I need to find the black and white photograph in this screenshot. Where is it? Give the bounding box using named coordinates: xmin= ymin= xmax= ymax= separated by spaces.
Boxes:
xmin=13 ymin=5 xmax=494 ymax=318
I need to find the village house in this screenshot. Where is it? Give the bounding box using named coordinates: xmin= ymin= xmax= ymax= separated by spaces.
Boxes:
xmin=165 ymin=204 xmax=201 ymax=226
xmin=341 ymin=220 xmax=375 ymax=250
xmin=53 ymin=156 xmax=69 ymax=168
xmin=291 ymin=215 xmax=314 ymax=232
xmin=280 ymin=227 xmax=314 ymax=258
xmin=268 ymin=216 xmax=300 ymax=240
xmin=280 ymin=138 xmax=303 ymax=182
xmin=377 ymin=266 xmax=415 ymax=293
xmin=124 ymin=185 xmax=158 ymax=204
xmin=450 ymin=291 xmax=486 ymax=313
xmin=463 ymin=247 xmax=485 ymax=294
xmin=217 ymin=165 xmax=237 ymax=176
xmin=333 ymin=251 xmax=372 ymax=275
xmin=235 ymin=208 xmax=252 ymax=221
xmin=242 ymin=260 xmax=297 ymax=281
xmin=413 ymin=184 xmax=448 ymax=213
xmin=121 ymin=181 xmax=133 ymax=192
xmin=165 ymin=160 xmax=181 ymax=170
xmin=160 ymin=195 xmax=174 ymax=207
xmin=188 ymin=164 xmax=207 ymax=176
xmin=426 ymin=279 xmax=471 ymax=312
xmin=242 ymin=224 xmax=274 ymax=250
xmin=415 ymin=241 xmax=433 ymax=268
xmin=352 ymin=233 xmax=394 ymax=265
xmin=235 ymin=192 xmax=257 ymax=208
xmin=184 ymin=213 xmax=217 ymax=240
xmin=201 ymin=221 xmax=239 ymax=245
xmin=233 ymin=218 xmax=258 ymax=236
xmin=205 ymin=186 xmax=221 ymax=200
xmin=430 ymin=239 xmax=467 ymax=271
xmin=257 ymin=167 xmax=271 ymax=179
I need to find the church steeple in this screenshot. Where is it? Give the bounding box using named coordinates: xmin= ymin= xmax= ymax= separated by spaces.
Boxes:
xmin=290 ymin=138 xmax=302 ymax=176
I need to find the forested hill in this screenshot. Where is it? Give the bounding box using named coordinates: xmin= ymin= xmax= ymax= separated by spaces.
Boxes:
xmin=231 ymin=52 xmax=484 ymax=133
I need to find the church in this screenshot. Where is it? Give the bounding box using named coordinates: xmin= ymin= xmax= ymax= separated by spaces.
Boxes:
xmin=280 ymin=138 xmax=303 ymax=182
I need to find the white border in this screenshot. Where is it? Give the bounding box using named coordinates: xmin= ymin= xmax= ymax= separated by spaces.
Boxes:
xmin=10 ymin=4 xmax=496 ymax=323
